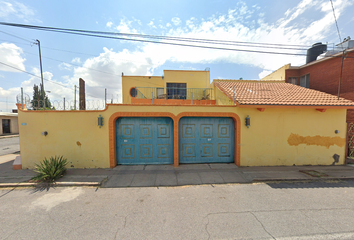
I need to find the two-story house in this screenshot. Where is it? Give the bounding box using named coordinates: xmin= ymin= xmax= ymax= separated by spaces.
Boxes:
xmin=15 ymin=69 xmax=354 ymax=169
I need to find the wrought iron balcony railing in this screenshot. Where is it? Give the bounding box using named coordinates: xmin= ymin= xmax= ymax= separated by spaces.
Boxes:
xmin=134 ymin=87 xmax=213 ymax=101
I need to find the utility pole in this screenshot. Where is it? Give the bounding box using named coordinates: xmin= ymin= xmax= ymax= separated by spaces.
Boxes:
xmin=34 ymin=39 xmax=45 ymax=108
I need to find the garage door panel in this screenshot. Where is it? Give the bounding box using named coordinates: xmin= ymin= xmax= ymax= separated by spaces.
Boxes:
xmin=121 ymin=144 xmax=135 ymax=159
xmin=218 ymin=124 xmax=231 ymax=138
xmin=179 ymin=117 xmax=234 ymax=163
xmin=120 ymin=124 xmax=134 ymax=139
xmin=157 ymin=124 xmax=170 ymax=138
xmin=201 ymin=124 xmax=213 ymax=138
xmin=182 ymin=124 xmax=196 ymax=138
xmin=201 ymin=143 xmax=213 ymax=157
xmin=139 ymin=124 xmax=152 ymax=139
xmin=117 ymin=117 xmax=173 ymax=165
xmin=139 ymin=144 xmax=152 ymax=158
xmin=182 ymin=143 xmax=196 ymax=157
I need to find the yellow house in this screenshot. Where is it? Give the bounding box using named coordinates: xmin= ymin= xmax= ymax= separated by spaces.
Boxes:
xmin=16 ymin=69 xmax=354 ymax=169
xmin=260 ymin=64 xmax=290 ymax=81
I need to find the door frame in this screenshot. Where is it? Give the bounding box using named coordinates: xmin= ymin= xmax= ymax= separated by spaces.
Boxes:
xmin=176 ymin=112 xmax=241 ymax=166
xmin=109 ymin=112 xmax=177 ymax=168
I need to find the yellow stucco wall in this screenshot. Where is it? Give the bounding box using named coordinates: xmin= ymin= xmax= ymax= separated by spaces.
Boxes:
xmin=163 ymin=70 xmax=210 ymax=89
xmin=238 ymin=107 xmax=346 ymax=166
xmin=18 ymin=104 xmax=347 ymax=168
xmin=213 ymin=84 xmax=234 ymax=105
xmin=122 ymin=70 xmax=211 ymax=104
xmin=261 ymin=64 xmax=290 ymax=81
xmin=122 ymin=76 xmax=164 ymax=104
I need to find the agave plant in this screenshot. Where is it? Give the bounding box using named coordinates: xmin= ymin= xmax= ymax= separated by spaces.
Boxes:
xmin=32 ymin=156 xmax=68 ymax=182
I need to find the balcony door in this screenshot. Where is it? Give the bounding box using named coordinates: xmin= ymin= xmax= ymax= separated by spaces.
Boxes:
xmin=166 ymin=83 xmax=186 ymax=99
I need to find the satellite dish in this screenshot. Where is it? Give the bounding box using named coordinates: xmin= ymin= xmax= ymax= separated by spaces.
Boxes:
xmin=16 ymin=93 xmax=32 ymax=108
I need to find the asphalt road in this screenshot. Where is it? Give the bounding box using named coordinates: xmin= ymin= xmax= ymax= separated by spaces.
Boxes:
xmin=1 ymin=181 xmax=354 ymax=239
xmin=0 ymin=136 xmax=19 ymax=156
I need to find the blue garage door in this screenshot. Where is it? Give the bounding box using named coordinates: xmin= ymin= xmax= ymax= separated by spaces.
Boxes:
xmin=179 ymin=117 xmax=234 ymax=163
xmin=116 ymin=117 xmax=174 ymax=165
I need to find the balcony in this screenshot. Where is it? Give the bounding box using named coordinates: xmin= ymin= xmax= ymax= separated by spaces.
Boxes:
xmin=131 ymin=87 xmax=216 ymax=105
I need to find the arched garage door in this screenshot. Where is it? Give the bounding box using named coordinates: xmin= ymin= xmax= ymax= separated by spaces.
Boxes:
xmin=116 ymin=117 xmax=174 ymax=165
xmin=179 ymin=117 xmax=234 ymax=163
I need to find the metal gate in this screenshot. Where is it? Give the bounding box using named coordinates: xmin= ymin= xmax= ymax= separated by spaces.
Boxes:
xmin=116 ymin=117 xmax=174 ymax=165
xmin=179 ymin=117 xmax=234 ymax=163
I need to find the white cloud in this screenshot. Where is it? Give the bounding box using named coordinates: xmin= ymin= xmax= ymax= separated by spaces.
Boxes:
xmin=116 ymin=19 xmax=137 ymax=33
xmin=171 ymin=17 xmax=181 ymax=26
xmin=148 ymin=21 xmax=156 ymax=28
xmin=125 ymin=0 xmax=353 ymax=79
xmin=0 ymin=67 xmax=70 ymax=111
xmin=58 ymin=62 xmax=72 ymax=71
xmin=258 ymin=70 xmax=273 ymax=79
xmin=106 ymin=21 xmax=113 ymax=28
xmin=71 ymin=57 xmax=81 ymax=64
xmin=0 ymin=0 xmax=38 ymax=22
xmin=0 ymin=43 xmax=25 ymax=72
xmin=166 ymin=23 xmax=171 ymax=27
xmin=68 ymin=47 xmax=163 ymax=102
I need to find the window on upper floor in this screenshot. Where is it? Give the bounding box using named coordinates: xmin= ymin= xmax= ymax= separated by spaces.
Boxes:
xmin=300 ymin=74 xmax=310 ymax=88
xmin=166 ymin=83 xmax=186 ymax=99
xmin=288 ymin=77 xmax=297 ymax=85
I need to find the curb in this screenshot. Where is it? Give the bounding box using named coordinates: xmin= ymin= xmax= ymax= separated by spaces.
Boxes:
xmin=0 ymin=134 xmax=19 ymax=139
xmin=0 ymin=181 xmax=101 ymax=188
xmin=252 ymin=177 xmax=354 ymax=182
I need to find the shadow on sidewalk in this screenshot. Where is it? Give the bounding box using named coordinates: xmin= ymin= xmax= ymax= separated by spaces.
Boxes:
xmin=266 ymin=180 xmax=354 ymax=189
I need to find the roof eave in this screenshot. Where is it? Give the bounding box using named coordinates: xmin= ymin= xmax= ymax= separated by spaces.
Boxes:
xmin=237 ymin=104 xmax=354 ymax=109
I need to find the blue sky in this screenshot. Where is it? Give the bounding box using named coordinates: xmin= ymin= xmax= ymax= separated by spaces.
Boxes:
xmin=0 ymin=0 xmax=354 ymax=111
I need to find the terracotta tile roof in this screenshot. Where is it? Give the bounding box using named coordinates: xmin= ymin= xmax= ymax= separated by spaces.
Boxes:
xmin=214 ymin=81 xmax=354 ymax=106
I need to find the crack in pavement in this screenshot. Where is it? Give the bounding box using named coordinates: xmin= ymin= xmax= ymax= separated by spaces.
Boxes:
xmin=301 ymin=209 xmax=330 ymax=234
xmin=250 ymin=211 xmax=276 ymax=240
xmin=115 ymin=215 xmax=128 ymax=240
xmin=204 ymin=214 xmax=211 ymax=240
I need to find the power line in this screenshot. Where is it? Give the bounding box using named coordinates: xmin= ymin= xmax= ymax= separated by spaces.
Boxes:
xmin=0 ymin=22 xmax=313 ymax=56
xmin=2 ymin=23 xmax=351 ymax=60
xmin=0 ymin=22 xmax=312 ymax=49
xmin=0 ymin=61 xmax=75 ymax=91
xmin=7 ymin=26 xmax=310 ymax=56
xmin=0 ymin=29 xmax=32 ymax=43
xmin=330 ymin=0 xmax=342 ymax=44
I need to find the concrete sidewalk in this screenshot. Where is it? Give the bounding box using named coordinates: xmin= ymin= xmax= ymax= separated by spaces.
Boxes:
xmin=1 ymin=154 xmax=354 ymax=188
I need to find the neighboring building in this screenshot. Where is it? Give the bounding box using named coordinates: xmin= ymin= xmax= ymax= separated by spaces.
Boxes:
xmin=16 ymin=70 xmax=354 ymax=169
xmin=266 ymin=39 xmax=354 ymax=122
xmin=0 ymin=112 xmax=19 ymax=135
xmin=261 ymin=64 xmax=290 ymax=81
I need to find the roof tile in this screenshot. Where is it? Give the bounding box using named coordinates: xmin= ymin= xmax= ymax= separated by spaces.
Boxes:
xmin=214 ymin=81 xmax=354 ymax=106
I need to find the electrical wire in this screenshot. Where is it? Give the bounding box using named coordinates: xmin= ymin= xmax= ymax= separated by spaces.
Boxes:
xmin=330 ymin=0 xmax=342 ymax=44
xmin=8 ymin=27 xmax=310 ymax=56
xmin=0 ymin=22 xmax=312 ymax=49
xmin=0 ymin=22 xmax=313 ymax=55
xmin=0 ymin=29 xmax=32 ymax=43
xmin=0 ymin=61 xmax=75 ymax=91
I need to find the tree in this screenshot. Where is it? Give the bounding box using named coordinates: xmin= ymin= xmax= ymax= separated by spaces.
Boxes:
xmin=31 ymin=84 xmax=53 ymax=110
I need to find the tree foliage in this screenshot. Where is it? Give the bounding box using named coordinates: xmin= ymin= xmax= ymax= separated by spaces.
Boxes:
xmin=31 ymin=84 xmax=53 ymax=110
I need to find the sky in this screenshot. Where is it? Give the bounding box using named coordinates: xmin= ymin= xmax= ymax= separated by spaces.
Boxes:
xmin=0 ymin=0 xmax=354 ymax=112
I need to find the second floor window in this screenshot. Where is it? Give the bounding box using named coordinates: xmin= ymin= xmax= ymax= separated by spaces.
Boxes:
xmin=300 ymin=74 xmax=310 ymax=88
xmin=166 ymin=83 xmax=186 ymax=99
xmin=288 ymin=77 xmax=297 ymax=85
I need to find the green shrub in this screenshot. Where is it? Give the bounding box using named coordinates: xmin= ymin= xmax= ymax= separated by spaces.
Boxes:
xmin=32 ymin=156 xmax=68 ymax=182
